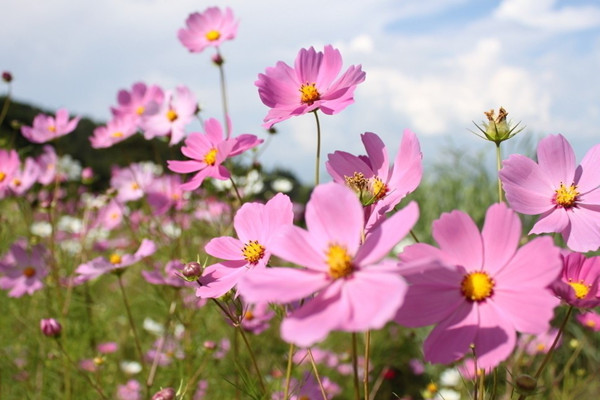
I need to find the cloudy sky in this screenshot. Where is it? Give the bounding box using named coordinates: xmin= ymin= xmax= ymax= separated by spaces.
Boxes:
xmin=2 ymin=0 xmax=600 ymax=183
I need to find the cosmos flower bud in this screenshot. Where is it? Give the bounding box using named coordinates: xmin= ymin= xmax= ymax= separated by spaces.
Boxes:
xmin=2 ymin=71 xmax=12 ymax=83
xmin=515 ymin=374 xmax=537 ymax=395
xmin=151 ymin=387 xmax=176 ymax=400
xmin=40 ymin=318 xmax=62 ymax=337
xmin=472 ymin=107 xmax=524 ymax=144
xmin=211 ymin=53 xmax=224 ymax=66
xmin=182 ymin=261 xmax=203 ymax=281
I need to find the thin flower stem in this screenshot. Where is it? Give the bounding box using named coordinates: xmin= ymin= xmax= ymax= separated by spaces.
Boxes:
xmin=146 ymin=300 xmax=177 ymax=391
xmin=216 ymin=49 xmax=231 ymax=139
xmin=364 ymin=330 xmax=371 ymax=400
xmin=284 ymin=343 xmax=295 ymax=400
xmin=313 ymin=110 xmax=322 ymax=186
xmin=307 ymin=349 xmax=328 ymax=400
xmin=409 ymin=229 xmax=420 ymax=243
xmin=351 ymin=332 xmax=361 ymax=400
xmin=55 ymin=339 xmax=108 ymax=399
xmin=116 ymin=273 xmax=146 ymax=369
xmin=229 ymin=176 xmax=244 ymax=205
xmin=0 ymin=85 xmax=11 ymax=128
xmin=496 ymin=142 xmax=504 ymax=203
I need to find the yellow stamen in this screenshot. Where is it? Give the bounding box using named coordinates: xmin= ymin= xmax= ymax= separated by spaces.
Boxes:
xmin=48 ymin=125 xmax=56 ymax=133
xmin=109 ymin=254 xmax=122 ymax=265
xmin=0 ymin=172 xmax=6 ymax=182
xmin=426 ymin=382 xmax=438 ymax=394
xmin=369 ymin=176 xmax=389 ymax=201
xmin=461 ymin=271 xmax=495 ymax=302
xmin=204 ymin=148 xmax=218 ymax=166
xmin=555 ymin=183 xmax=579 ymax=208
xmin=326 ymin=244 xmax=353 ymax=279
xmin=568 ymin=280 xmax=590 ymax=299
xmin=299 ymin=83 xmax=320 ymax=105
xmin=23 ymin=267 xmax=36 ymax=278
xmin=166 ymin=109 xmax=178 ymax=122
xmin=131 ymin=182 xmax=140 ymax=190
xmin=345 ymin=172 xmax=368 ymax=194
xmin=205 ymin=30 xmax=221 ymax=41
xmin=111 ymin=131 xmax=124 ymax=138
xmin=586 ymin=320 xmax=596 ymax=328
xmin=536 ymin=343 xmax=546 ymax=352
xmin=136 ymin=105 xmax=145 ymax=115
xmin=244 ymin=310 xmax=254 ymax=321
xmin=242 ymin=240 xmax=265 ymax=264
xmin=12 ymin=178 xmax=21 ymax=187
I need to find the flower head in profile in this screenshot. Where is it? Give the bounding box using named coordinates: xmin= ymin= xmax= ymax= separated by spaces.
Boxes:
xmin=167 ymin=118 xmax=262 ymax=191
xmin=90 ymin=116 xmax=138 ymax=149
xmin=196 ymin=193 xmax=294 ymax=298
xmin=20 ymin=109 xmax=80 ymax=143
xmin=551 ymin=251 xmax=600 ymax=308
xmin=178 ymin=7 xmax=238 ymax=53
xmin=111 ymin=82 xmax=164 ymax=123
xmin=0 ymin=239 xmax=48 ymax=297
xmin=238 ymin=183 xmax=418 ymax=347
xmin=395 ymin=203 xmax=561 ymax=370
xmin=500 ymin=134 xmax=600 ymax=252
xmin=326 ymin=130 xmax=422 ymax=232
xmin=256 ymin=45 xmax=365 ymax=128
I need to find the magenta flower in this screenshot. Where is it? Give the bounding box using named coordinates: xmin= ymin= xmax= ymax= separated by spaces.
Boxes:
xmin=90 ymin=116 xmax=138 ymax=148
xmin=142 ymin=86 xmax=197 ymax=145
xmin=326 ymin=130 xmax=422 ymax=231
xmin=146 ymin=174 xmax=186 ymax=215
xmin=167 ymin=118 xmax=262 ymax=191
xmin=110 ymin=82 xmax=164 ymax=122
xmin=197 ymin=193 xmax=293 ymax=298
xmin=20 ymin=108 xmax=80 ymax=143
xmin=75 ymin=239 xmax=156 ymax=283
xmin=394 ymin=203 xmax=561 ymax=369
xmin=178 ymin=7 xmax=238 ymax=53
xmin=256 ymin=45 xmax=366 ymax=128
xmin=500 ymin=134 xmax=600 ymax=252
xmin=40 ymin=318 xmax=62 ymax=337
xmin=576 ymin=311 xmax=600 ymax=331
xmin=0 ymin=239 xmax=48 ymax=297
xmin=238 ymin=183 xmax=418 ymax=347
xmin=551 ymin=251 xmax=600 ymax=308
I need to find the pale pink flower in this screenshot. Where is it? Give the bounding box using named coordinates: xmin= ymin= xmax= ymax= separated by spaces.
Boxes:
xmin=117 ymin=379 xmax=141 ymax=400
xmin=167 ymin=118 xmax=262 ymax=191
xmin=8 ymin=157 xmax=40 ymax=195
xmin=178 ymin=7 xmax=238 ymax=53
xmin=141 ymin=86 xmax=197 ymax=145
xmin=20 ymin=108 xmax=80 ymax=143
xmin=0 ymin=149 xmax=20 ymax=193
xmin=110 ymin=163 xmax=156 ymax=202
xmin=395 ymin=203 xmax=562 ymax=370
xmin=111 ymin=82 xmax=164 ymax=123
xmin=146 ymin=174 xmax=186 ymax=215
xmin=551 ymin=251 xmax=600 ymax=308
xmin=518 ymin=328 xmax=561 ymax=355
xmin=256 ymin=45 xmax=365 ymax=128
xmin=326 ymin=130 xmax=422 ymax=232
xmin=90 ymin=116 xmax=138 ymax=148
xmin=36 ymin=145 xmax=59 ymax=186
xmin=0 ymin=239 xmax=48 ymax=297
xmin=239 ymin=301 xmax=275 ymax=334
xmin=576 ymin=311 xmax=600 ymax=331
xmin=500 ymin=134 xmax=600 ymax=252
xmin=197 ymin=193 xmax=293 ymax=298
xmin=75 ymin=239 xmax=156 ymax=282
xmin=238 ymin=183 xmax=418 ymax=347
xmin=94 ymin=199 xmax=124 ymax=231
xmin=97 ymin=342 xmax=118 ymax=354
xmin=142 ymin=260 xmax=195 ymax=289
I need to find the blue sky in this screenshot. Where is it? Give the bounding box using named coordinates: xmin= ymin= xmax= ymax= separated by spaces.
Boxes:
xmin=2 ymin=0 xmax=600 ymax=183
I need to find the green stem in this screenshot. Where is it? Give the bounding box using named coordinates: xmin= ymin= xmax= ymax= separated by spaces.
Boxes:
xmin=307 ymin=349 xmax=328 ymax=400
xmin=216 ymin=49 xmax=231 ymax=139
xmin=284 ymin=343 xmax=295 ymax=400
xmin=116 ymin=274 xmax=146 ymax=369
xmin=0 ymin=87 xmax=11 ymax=128
xmin=55 ymin=339 xmax=108 ymax=399
xmin=229 ymin=176 xmax=244 ymax=206
xmin=351 ymin=333 xmax=360 ymax=400
xmin=364 ymin=330 xmax=371 ymax=400
xmin=496 ymin=142 xmax=504 ymax=203
xmin=313 ymin=110 xmax=322 ymax=186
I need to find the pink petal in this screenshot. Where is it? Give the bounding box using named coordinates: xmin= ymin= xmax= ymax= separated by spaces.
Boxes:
xmin=197 ymin=263 xmax=248 ymax=298
xmin=432 ymin=210 xmax=483 ymax=271
xmin=481 ymin=203 xmax=520 ymax=275
xmin=205 ymin=236 xmax=243 ymax=260
xmin=536 ymin=134 xmax=575 ymax=185
xmin=360 ymin=132 xmax=389 ymax=178
xmin=563 ymin=207 xmax=600 ymax=252
xmin=270 ymin=226 xmax=328 ymax=272
xmin=500 ymin=155 xmax=555 ymax=214
xmin=576 ymin=143 xmax=600 ymax=193
xmin=472 ymin=302 xmax=517 ymax=370
xmin=491 ymin=289 xmax=559 ymax=334
xmin=530 ymin=208 xmax=570 ymax=235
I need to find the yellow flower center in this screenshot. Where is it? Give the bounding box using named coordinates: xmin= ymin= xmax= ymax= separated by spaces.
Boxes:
xmin=111 ymin=131 xmax=124 ymax=138
xmin=166 ymin=109 xmax=178 ymax=122
xmin=205 ymin=30 xmax=221 ymax=41
xmin=426 ymin=382 xmax=438 ymax=394
xmin=131 ymin=182 xmax=140 ymax=190
xmin=109 ymin=253 xmax=122 ymax=265
xmin=23 ymin=267 xmax=36 ymax=278
xmin=204 ymin=148 xmax=218 ymax=166
xmin=554 ymin=183 xmax=579 ymax=208
xmin=461 ymin=271 xmax=495 ymax=302
xmin=12 ymin=178 xmax=21 ymax=187
xmin=299 ymin=83 xmax=320 ymax=105
xmin=244 ymin=310 xmax=254 ymax=321
xmin=48 ymin=125 xmax=56 ymax=133
xmin=326 ymin=244 xmax=353 ymax=279
xmin=136 ymin=105 xmax=145 ymax=115
xmin=369 ymin=176 xmax=389 ymax=201
xmin=536 ymin=343 xmax=546 ymax=352
xmin=0 ymin=172 xmax=6 ymax=182
xmin=586 ymin=319 xmax=596 ymax=328
xmin=242 ymin=240 xmax=265 ymax=264
xmin=568 ymin=280 xmax=590 ymax=299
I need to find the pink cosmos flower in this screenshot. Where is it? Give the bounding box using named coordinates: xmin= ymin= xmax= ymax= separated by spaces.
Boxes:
xmin=93 ymin=199 xmax=124 ymax=231
xmin=394 ymin=203 xmax=562 ymax=370
xmin=167 ymin=118 xmax=262 ymax=191
xmin=576 ymin=311 xmax=600 ymax=331
xmin=20 ymin=108 xmax=80 ymax=143
xmin=142 ymin=260 xmax=195 ymax=289
xmin=36 ymin=145 xmax=59 ymax=186
xmin=8 ymin=157 xmax=40 ymax=195
xmin=111 ymin=82 xmax=164 ymax=123
xmin=196 ymin=193 xmax=293 ymax=298
xmin=117 ymin=379 xmax=141 ymax=400
xmin=518 ymin=328 xmax=561 ymax=355
xmin=551 ymin=251 xmax=600 ymax=308
xmin=141 ymin=86 xmax=197 ymax=145
xmin=90 ymin=116 xmax=138 ymax=148
xmin=238 ymin=183 xmax=418 ymax=347
xmin=0 ymin=239 xmax=48 ymax=297
xmin=0 ymin=149 xmax=20 ymax=194
xmin=110 ymin=163 xmax=156 ymax=203
xmin=178 ymin=7 xmax=238 ymax=53
xmin=326 ymin=130 xmax=422 ymax=232
xmin=256 ymin=45 xmax=365 ymax=128
xmin=75 ymin=239 xmax=156 ymax=283
xmin=239 ymin=301 xmax=275 ymax=334
xmin=500 ymin=134 xmax=600 ymax=252
xmin=146 ymin=174 xmax=186 ymax=215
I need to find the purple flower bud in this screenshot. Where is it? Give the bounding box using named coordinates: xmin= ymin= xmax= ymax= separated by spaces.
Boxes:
xmin=2 ymin=71 xmax=12 ymax=83
xmin=182 ymin=261 xmax=203 ymax=281
xmin=40 ymin=318 xmax=62 ymax=337
xmin=151 ymin=387 xmax=176 ymax=400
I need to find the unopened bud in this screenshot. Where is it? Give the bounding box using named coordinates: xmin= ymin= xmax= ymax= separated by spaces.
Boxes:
xmin=40 ymin=318 xmax=62 ymax=337
xmin=151 ymin=387 xmax=176 ymax=400
xmin=515 ymin=374 xmax=537 ymax=395
xmin=472 ymin=107 xmax=524 ymax=144
xmin=2 ymin=71 xmax=12 ymax=83
xmin=212 ymin=53 xmax=224 ymax=66
xmin=182 ymin=261 xmax=203 ymax=281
